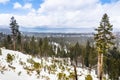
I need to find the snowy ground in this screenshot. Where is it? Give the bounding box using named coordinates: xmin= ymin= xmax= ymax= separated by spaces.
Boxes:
xmin=0 ymin=48 xmax=98 ymax=80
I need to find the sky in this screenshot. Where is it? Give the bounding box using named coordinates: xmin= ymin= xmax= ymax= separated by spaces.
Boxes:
xmin=0 ymin=0 xmax=120 ymax=32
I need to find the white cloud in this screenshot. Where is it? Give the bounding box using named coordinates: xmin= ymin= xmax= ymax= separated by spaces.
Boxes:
xmin=36 ymin=0 xmax=103 ymax=28
xmin=23 ymin=3 xmax=32 ymax=9
xmin=0 ymin=0 xmax=120 ymax=31
xmin=0 ymin=0 xmax=9 ymax=4
xmin=35 ymin=0 xmax=120 ymax=29
xmin=0 ymin=14 xmax=12 ymax=26
xmin=13 ymin=2 xmax=22 ymax=9
xmin=13 ymin=2 xmax=32 ymax=10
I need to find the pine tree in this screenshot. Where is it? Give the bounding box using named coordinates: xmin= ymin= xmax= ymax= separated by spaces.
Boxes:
xmin=38 ymin=38 xmax=43 ymax=57
xmin=105 ymin=47 xmax=120 ymax=80
xmin=30 ymin=36 xmax=38 ymax=55
xmin=7 ymin=35 xmax=12 ymax=49
xmin=17 ymin=32 xmax=21 ymax=50
xmin=10 ymin=16 xmax=20 ymax=50
xmin=42 ymin=37 xmax=49 ymax=57
xmin=89 ymin=45 xmax=97 ymax=69
xmin=94 ymin=13 xmax=115 ymax=80
xmin=74 ymin=42 xmax=79 ymax=66
xmin=84 ymin=40 xmax=91 ymax=67
xmin=3 ymin=36 xmax=8 ymax=48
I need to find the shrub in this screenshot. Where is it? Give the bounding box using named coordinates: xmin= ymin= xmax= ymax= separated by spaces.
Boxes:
xmin=27 ymin=58 xmax=34 ymax=64
xmin=18 ymin=71 xmax=21 ymax=76
xmin=49 ymin=64 xmax=57 ymax=74
xmin=19 ymin=60 xmax=25 ymax=65
xmin=60 ymin=65 xmax=65 ymax=71
xmin=6 ymin=53 xmax=14 ymax=63
xmin=33 ymin=61 xmax=41 ymax=69
xmin=85 ymin=74 xmax=93 ymax=80
xmin=57 ymin=72 xmax=67 ymax=80
xmin=103 ymin=77 xmax=106 ymax=80
xmin=68 ymin=72 xmax=75 ymax=79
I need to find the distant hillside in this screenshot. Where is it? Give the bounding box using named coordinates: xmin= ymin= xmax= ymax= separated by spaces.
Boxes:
xmin=22 ymin=32 xmax=94 ymax=37
xmin=0 ymin=27 xmax=11 ymax=34
xmin=0 ymin=27 xmax=94 ymax=36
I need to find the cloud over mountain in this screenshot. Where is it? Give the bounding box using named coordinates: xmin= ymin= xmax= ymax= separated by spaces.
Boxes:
xmin=0 ymin=0 xmax=120 ymax=32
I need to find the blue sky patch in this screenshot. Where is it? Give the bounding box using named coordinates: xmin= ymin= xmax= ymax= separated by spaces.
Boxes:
xmin=100 ymin=0 xmax=118 ymax=4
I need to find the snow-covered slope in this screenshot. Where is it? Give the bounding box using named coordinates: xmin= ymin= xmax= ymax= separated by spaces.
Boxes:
xmin=0 ymin=48 xmax=98 ymax=80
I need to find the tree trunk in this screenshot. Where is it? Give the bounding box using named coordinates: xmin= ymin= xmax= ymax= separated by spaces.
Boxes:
xmin=75 ymin=59 xmax=78 ymax=67
xmin=13 ymin=41 xmax=15 ymax=50
xmin=74 ymin=65 xmax=78 ymax=80
xmin=98 ymin=53 xmax=103 ymax=80
xmin=13 ymin=36 xmax=16 ymax=50
xmin=82 ymin=57 xmax=84 ymax=68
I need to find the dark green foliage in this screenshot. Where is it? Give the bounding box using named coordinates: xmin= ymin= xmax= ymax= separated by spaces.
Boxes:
xmin=23 ymin=40 xmax=30 ymax=54
xmin=42 ymin=37 xmax=49 ymax=57
xmin=48 ymin=45 xmax=55 ymax=57
xmin=29 ymin=36 xmax=38 ymax=55
xmin=89 ymin=46 xmax=97 ymax=67
xmin=6 ymin=53 xmax=14 ymax=63
xmin=33 ymin=62 xmax=41 ymax=69
xmin=10 ymin=16 xmax=21 ymax=50
xmin=21 ymin=36 xmax=56 ymax=57
xmin=84 ymin=40 xmax=91 ymax=67
xmin=10 ymin=16 xmax=20 ymax=36
xmin=84 ymin=41 xmax=97 ymax=68
xmin=16 ymin=32 xmax=22 ymax=50
xmin=2 ymin=35 xmax=12 ymax=49
xmin=38 ymin=38 xmax=43 ymax=56
xmin=6 ymin=35 xmax=12 ymax=49
xmin=2 ymin=34 xmax=21 ymax=50
xmin=17 ymin=33 xmax=21 ymax=44
xmin=74 ymin=42 xmax=81 ymax=57
xmin=57 ymin=72 xmax=67 ymax=80
xmin=68 ymin=72 xmax=75 ymax=79
xmin=7 ymin=35 xmax=12 ymax=43
xmin=85 ymin=74 xmax=93 ymax=80
xmin=27 ymin=58 xmax=42 ymax=70
xmin=68 ymin=42 xmax=82 ymax=66
xmin=94 ymin=13 xmax=115 ymax=54
xmin=104 ymin=47 xmax=120 ymax=80
xmin=94 ymin=13 xmax=115 ymax=80
xmin=3 ymin=37 xmax=8 ymax=49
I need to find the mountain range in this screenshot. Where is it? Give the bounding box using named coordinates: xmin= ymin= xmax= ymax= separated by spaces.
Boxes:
xmin=0 ymin=26 xmax=119 ymax=37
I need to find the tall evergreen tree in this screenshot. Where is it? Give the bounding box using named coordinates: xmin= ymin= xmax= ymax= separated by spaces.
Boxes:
xmin=7 ymin=35 xmax=12 ymax=49
xmin=73 ymin=42 xmax=81 ymax=66
xmin=17 ymin=32 xmax=22 ymax=50
xmin=30 ymin=36 xmax=38 ymax=55
xmin=84 ymin=40 xmax=91 ymax=67
xmin=68 ymin=42 xmax=83 ymax=67
xmin=10 ymin=16 xmax=20 ymax=50
xmin=105 ymin=47 xmax=120 ymax=80
xmin=94 ymin=13 xmax=115 ymax=80
xmin=38 ymin=38 xmax=43 ymax=57
xmin=42 ymin=37 xmax=49 ymax=57
xmin=89 ymin=45 xmax=97 ymax=69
